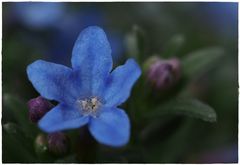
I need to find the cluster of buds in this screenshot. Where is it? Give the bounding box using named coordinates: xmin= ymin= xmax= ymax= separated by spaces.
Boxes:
xmin=145 ymin=56 xmax=181 ymax=90
xmin=27 ymin=97 xmax=70 ymax=156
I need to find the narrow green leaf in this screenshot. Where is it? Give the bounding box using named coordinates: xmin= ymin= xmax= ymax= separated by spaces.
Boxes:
xmin=182 ymin=47 xmax=224 ymax=78
xmin=162 ymin=34 xmax=185 ymax=58
xmin=125 ymin=33 xmax=138 ymax=58
xmin=147 ymin=98 xmax=217 ymax=122
xmin=125 ymin=25 xmax=146 ymax=62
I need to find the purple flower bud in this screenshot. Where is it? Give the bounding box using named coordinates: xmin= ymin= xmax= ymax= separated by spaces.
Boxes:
xmin=47 ymin=132 xmax=70 ymax=156
xmin=146 ymin=57 xmax=181 ymax=90
xmin=27 ymin=96 xmax=53 ymax=123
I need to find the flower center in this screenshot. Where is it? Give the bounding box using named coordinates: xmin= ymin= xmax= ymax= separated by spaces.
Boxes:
xmin=76 ymin=97 xmax=102 ymax=117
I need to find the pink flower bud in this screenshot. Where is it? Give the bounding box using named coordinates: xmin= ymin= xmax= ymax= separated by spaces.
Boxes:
xmin=147 ymin=57 xmax=181 ymax=90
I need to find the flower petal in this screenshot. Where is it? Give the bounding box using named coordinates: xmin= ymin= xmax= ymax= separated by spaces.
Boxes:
xmin=38 ymin=104 xmax=89 ymax=133
xmin=71 ymin=26 xmax=112 ymax=96
xmin=89 ymin=107 xmax=130 ymax=147
xmin=104 ymin=59 xmax=141 ymax=107
xmin=27 ymin=60 xmax=82 ymax=104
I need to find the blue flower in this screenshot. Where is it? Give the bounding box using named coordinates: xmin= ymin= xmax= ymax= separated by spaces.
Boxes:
xmin=27 ymin=26 xmax=141 ymax=147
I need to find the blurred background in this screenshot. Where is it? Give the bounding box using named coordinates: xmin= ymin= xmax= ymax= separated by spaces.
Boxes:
xmin=2 ymin=2 xmax=238 ymax=163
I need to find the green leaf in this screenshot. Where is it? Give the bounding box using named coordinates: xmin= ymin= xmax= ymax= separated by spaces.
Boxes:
xmin=182 ymin=47 xmax=224 ymax=78
xmin=3 ymin=93 xmax=38 ymax=136
xmin=3 ymin=122 xmax=37 ymax=163
xmin=147 ymin=98 xmax=217 ymax=122
xmin=162 ymin=34 xmax=185 ymax=58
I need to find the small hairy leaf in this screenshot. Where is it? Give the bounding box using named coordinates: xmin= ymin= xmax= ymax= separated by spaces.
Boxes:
xmin=147 ymin=98 xmax=217 ymax=122
xmin=182 ymin=47 xmax=224 ymax=78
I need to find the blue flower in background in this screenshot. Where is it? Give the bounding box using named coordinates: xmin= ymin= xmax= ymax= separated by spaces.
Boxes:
xmin=13 ymin=2 xmax=65 ymax=29
xmin=27 ymin=26 xmax=141 ymax=147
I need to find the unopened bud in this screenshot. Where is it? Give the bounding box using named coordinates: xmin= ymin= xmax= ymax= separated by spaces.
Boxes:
xmin=47 ymin=132 xmax=70 ymax=156
xmin=27 ymin=96 xmax=54 ymax=123
xmin=146 ymin=56 xmax=181 ymax=90
xmin=35 ymin=134 xmax=48 ymax=155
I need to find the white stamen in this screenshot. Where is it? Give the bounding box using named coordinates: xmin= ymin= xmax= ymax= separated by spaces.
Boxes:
xmin=76 ymin=97 xmax=101 ymax=117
